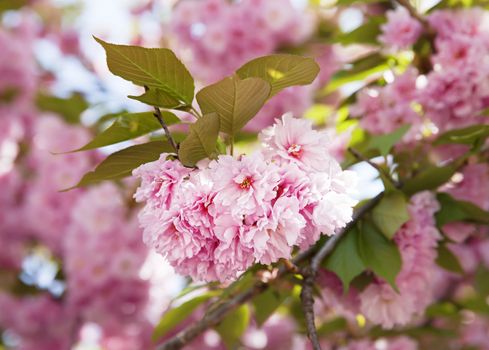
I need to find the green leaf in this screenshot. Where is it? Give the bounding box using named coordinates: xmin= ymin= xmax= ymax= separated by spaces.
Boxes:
xmin=357 ymin=221 xmax=402 ymax=289
xmin=0 ymin=0 xmax=28 ymax=13
xmin=71 ymin=112 xmax=180 ymax=152
xmin=317 ymin=317 xmax=347 ymax=336
xmin=402 ymin=160 xmax=462 ymax=196
xmin=152 ymin=291 xmax=220 ymax=342
xmin=436 ymin=243 xmax=464 ymax=274
xmin=129 ymin=88 xmax=183 ymax=109
xmin=215 ymin=304 xmax=250 ymax=348
xmin=321 ymin=53 xmax=389 ymax=95
xmin=95 ymin=37 xmax=194 ymax=106
xmin=426 ymin=302 xmax=459 ymax=317
xmin=372 ymin=191 xmax=410 ymax=239
xmin=36 ymin=92 xmax=89 ymax=124
xmin=334 ymin=17 xmax=385 ymax=45
xmin=474 ymin=266 xmax=489 ymax=297
xmin=252 ymin=288 xmax=288 ymax=326
xmin=178 ymin=113 xmax=220 ymax=167
xmin=323 ymin=226 xmax=365 ymax=291
xmin=436 ymin=193 xmax=489 ymax=227
xmin=196 ymin=76 xmax=270 ymax=135
xmin=236 ymin=54 xmax=319 ymax=97
xmin=434 ymin=124 xmax=489 ymax=146
xmin=66 ymin=141 xmax=171 ymax=190
xmin=368 ymin=125 xmax=411 ymax=156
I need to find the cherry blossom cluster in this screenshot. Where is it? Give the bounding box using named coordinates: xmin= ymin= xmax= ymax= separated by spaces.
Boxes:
xmin=353 ymin=7 xmax=489 ymax=139
xmin=169 ymin=0 xmax=315 ymax=83
xmin=134 ymin=114 xmax=358 ymax=282
xmin=315 ymin=192 xmax=441 ymax=330
xmin=0 ymin=20 xmax=163 ymax=349
xmin=359 ymin=192 xmax=441 ymax=328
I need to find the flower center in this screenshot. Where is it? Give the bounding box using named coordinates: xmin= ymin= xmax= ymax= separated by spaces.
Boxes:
xmin=287 ymin=144 xmax=303 ymax=158
xmin=239 ymin=176 xmax=253 ymax=189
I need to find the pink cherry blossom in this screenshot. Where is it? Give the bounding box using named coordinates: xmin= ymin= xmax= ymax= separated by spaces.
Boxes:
xmin=359 ymin=192 xmax=441 ymax=328
xmin=379 ymin=7 xmax=423 ymax=50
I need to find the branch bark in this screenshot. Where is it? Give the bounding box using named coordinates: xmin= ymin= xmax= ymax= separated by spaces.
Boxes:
xmin=395 ymin=0 xmax=427 ymax=26
xmin=157 ymin=193 xmax=384 ymax=350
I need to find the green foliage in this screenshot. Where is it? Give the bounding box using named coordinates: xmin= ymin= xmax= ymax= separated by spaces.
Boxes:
xmin=323 ymin=226 xmax=365 ymax=291
xmin=71 ymin=112 xmax=179 ymax=152
xmin=236 ymin=54 xmax=319 ymax=96
xmin=474 ymin=266 xmax=489 ymax=297
xmin=371 ymin=191 xmax=410 ymax=239
xmin=179 ymin=113 xmax=220 ymax=167
xmin=95 ymin=37 xmax=194 ymax=106
xmin=0 ymin=0 xmax=28 ymax=13
xmin=402 ymin=161 xmax=462 ymax=196
xmin=196 ymin=76 xmax=271 ymax=135
xmin=152 ymin=291 xmax=220 ymax=342
xmin=67 ymin=141 xmax=172 ymax=190
xmin=436 ymin=243 xmax=464 ymax=274
xmin=317 ymin=317 xmax=348 ymax=336
xmin=215 ymin=304 xmax=250 ymax=348
xmin=334 ymin=17 xmax=385 ymax=45
xmin=434 ymin=124 xmax=489 ymax=146
xmin=436 ymin=193 xmax=489 ymax=227
xmin=357 ymin=221 xmax=402 ymax=289
xmin=36 ymin=92 xmax=89 ymax=125
xmin=252 ymin=287 xmax=289 ymax=326
xmin=368 ymin=125 xmax=410 ymax=156
xmin=129 ymin=88 xmax=183 ymax=109
xmin=322 ymin=53 xmax=389 ymax=95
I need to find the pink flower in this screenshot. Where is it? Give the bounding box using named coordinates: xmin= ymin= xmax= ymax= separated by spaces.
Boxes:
xmin=209 ymin=153 xmax=280 ymax=221
xmin=260 ymin=113 xmax=340 ymax=172
xmin=359 ymin=192 xmax=441 ymax=328
xmin=420 ymin=65 xmax=489 ymax=132
xmin=379 ymin=7 xmax=423 ymax=50
xmin=250 ymin=196 xmax=306 ymax=264
xmin=133 ymin=153 xmax=192 ymax=209
xmin=351 ymin=68 xmax=422 ymax=142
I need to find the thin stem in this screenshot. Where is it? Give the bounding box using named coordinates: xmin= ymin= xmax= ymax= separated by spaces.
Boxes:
xmin=189 ymin=106 xmax=203 ymax=119
xmin=230 ymin=137 xmax=234 ymax=156
xmin=153 ymin=106 xmax=179 ymax=154
xmin=348 ymin=147 xmax=400 ymax=188
xmin=395 ymin=0 xmax=426 ymax=25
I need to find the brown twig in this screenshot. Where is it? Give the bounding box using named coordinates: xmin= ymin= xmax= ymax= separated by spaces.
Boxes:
xmin=143 ymin=86 xmax=179 ymax=154
xmin=348 ymin=147 xmax=400 ymax=188
xmin=153 ymin=106 xmax=179 ymax=154
xmin=395 ymin=0 xmax=427 ymax=26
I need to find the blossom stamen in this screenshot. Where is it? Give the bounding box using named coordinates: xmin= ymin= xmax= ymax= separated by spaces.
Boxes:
xmin=287 ymin=144 xmax=303 ymax=158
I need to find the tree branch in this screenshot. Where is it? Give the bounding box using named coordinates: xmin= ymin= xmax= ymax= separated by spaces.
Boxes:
xmin=157 ymin=194 xmax=384 ymax=350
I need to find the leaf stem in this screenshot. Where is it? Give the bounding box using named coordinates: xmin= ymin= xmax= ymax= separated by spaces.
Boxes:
xmin=230 ymin=137 xmax=234 ymax=156
xmin=189 ymin=106 xmax=203 ymax=119
xmin=153 ymin=106 xmax=179 ymax=154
